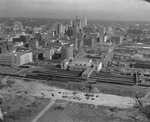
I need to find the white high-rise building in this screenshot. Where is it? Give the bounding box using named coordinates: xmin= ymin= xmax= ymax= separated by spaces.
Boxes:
xmin=74 ymin=16 xmax=82 ymax=29
xmin=82 ymin=15 xmax=87 ymax=27
xmin=73 ymin=16 xmax=82 ymax=37
xmin=52 ymin=22 xmax=64 ymax=35
xmin=0 ymin=51 xmax=33 ymax=67
xmin=70 ymin=20 xmax=73 ymax=27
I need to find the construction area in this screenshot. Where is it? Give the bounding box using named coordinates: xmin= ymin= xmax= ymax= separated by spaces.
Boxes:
xmin=0 ymin=76 xmax=150 ymax=122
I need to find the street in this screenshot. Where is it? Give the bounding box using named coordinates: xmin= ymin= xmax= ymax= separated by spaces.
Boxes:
xmin=102 ymin=46 xmax=114 ymax=70
xmin=32 ymin=99 xmax=56 ymax=122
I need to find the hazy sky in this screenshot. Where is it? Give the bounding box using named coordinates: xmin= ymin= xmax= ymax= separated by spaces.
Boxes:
xmin=0 ymin=0 xmax=150 ymax=21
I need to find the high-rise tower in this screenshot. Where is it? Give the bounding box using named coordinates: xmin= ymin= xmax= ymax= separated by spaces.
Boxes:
xmin=82 ymin=15 xmax=87 ymax=27
xmin=61 ymin=44 xmax=73 ymax=60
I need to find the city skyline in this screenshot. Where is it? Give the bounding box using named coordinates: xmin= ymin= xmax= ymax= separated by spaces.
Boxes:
xmin=0 ymin=0 xmax=150 ymax=21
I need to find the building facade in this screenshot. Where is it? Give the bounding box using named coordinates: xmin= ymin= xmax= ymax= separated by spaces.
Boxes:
xmin=16 ymin=51 xmax=33 ymax=66
xmin=83 ymin=38 xmax=95 ymax=48
xmin=61 ymin=44 xmax=73 ymax=60
xmin=28 ymin=39 xmax=39 ymax=49
xmin=43 ymin=48 xmax=55 ymax=60
xmin=0 ymin=51 xmax=33 ymax=66
xmin=82 ymin=15 xmax=88 ymax=27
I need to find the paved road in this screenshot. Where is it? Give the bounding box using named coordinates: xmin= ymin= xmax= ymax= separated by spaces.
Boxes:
xmin=137 ymin=88 xmax=150 ymax=101
xmin=103 ymin=46 xmax=114 ymax=70
xmin=32 ymin=99 xmax=55 ymax=122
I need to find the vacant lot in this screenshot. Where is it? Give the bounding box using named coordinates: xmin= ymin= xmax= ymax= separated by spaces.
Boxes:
xmin=92 ymin=83 xmax=148 ymax=99
xmin=1 ymin=97 xmax=50 ymax=122
xmin=40 ymin=80 xmax=148 ymax=99
xmin=38 ymin=101 xmax=148 ymax=122
xmin=0 ymin=77 xmax=149 ymax=122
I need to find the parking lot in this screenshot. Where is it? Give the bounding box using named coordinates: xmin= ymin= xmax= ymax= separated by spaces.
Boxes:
xmin=31 ymin=82 xmax=136 ymax=108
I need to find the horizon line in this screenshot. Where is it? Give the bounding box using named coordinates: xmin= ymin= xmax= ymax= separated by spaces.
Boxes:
xmin=1 ymin=16 xmax=150 ymax=23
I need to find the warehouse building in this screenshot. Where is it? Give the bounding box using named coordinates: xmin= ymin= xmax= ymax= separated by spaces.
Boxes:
xmin=61 ymin=44 xmax=73 ymax=60
xmin=0 ymin=51 xmax=33 ymax=67
xmin=73 ymin=54 xmax=92 ymax=66
xmin=82 ymin=67 xmax=94 ymax=79
xmin=0 ymin=53 xmax=14 ymax=66
xmin=15 ymin=51 xmax=33 ymax=66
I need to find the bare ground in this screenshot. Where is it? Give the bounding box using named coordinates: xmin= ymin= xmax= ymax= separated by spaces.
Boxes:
xmin=1 ymin=97 xmax=50 ymax=122
xmin=38 ymin=101 xmax=149 ymax=122
xmin=0 ymin=77 xmax=149 ymax=122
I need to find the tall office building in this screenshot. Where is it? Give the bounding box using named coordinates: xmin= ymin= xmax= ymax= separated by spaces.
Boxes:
xmin=83 ymin=26 xmax=94 ymax=34
xmin=20 ymin=35 xmax=30 ymax=44
xmin=111 ymin=36 xmax=123 ymax=45
xmin=103 ymin=35 xmax=107 ymax=43
xmin=108 ymin=27 xmax=114 ymax=35
xmin=61 ymin=44 xmax=73 ymax=60
xmin=99 ymin=27 xmax=105 ymax=37
xmin=74 ymin=16 xmax=82 ymax=28
xmin=28 ymin=38 xmax=39 ymax=49
xmin=35 ymin=33 xmax=42 ymax=42
xmin=52 ymin=22 xmax=64 ymax=35
xmin=83 ymin=38 xmax=95 ymax=48
xmin=82 ymin=15 xmax=88 ymax=27
xmin=70 ymin=20 xmax=73 ymax=27
xmin=73 ymin=16 xmax=82 ymax=38
xmin=0 ymin=41 xmax=9 ymax=54
xmin=58 ymin=23 xmax=64 ymax=35
xmin=34 ymin=33 xmax=44 ymax=47
xmin=71 ymin=38 xmax=79 ymax=50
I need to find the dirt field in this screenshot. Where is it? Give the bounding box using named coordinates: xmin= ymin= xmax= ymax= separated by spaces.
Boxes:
xmin=41 ymin=80 xmax=148 ymax=99
xmin=0 ymin=77 xmax=149 ymax=122
xmin=1 ymin=97 xmax=50 ymax=122
xmin=92 ymin=83 xmax=148 ymax=99
xmin=38 ymin=101 xmax=149 ymax=122
xmin=0 ymin=77 xmax=51 ymax=122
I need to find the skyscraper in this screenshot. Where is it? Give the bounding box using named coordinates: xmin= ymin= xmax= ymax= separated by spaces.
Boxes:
xmin=74 ymin=16 xmax=82 ymax=28
xmin=70 ymin=20 xmax=73 ymax=27
xmin=35 ymin=33 xmax=42 ymax=42
xmin=73 ymin=16 xmax=83 ymax=38
xmin=83 ymin=37 xmax=95 ymax=48
xmin=71 ymin=38 xmax=79 ymax=50
xmin=82 ymin=15 xmax=88 ymax=27
xmin=61 ymin=44 xmax=73 ymax=60
xmin=52 ymin=22 xmax=64 ymax=36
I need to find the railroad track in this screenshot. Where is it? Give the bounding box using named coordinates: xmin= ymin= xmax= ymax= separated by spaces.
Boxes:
xmin=0 ymin=72 xmax=146 ymax=86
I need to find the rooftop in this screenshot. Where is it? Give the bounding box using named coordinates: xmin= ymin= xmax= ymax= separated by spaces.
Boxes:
xmin=92 ymin=60 xmax=102 ymax=65
xmin=74 ymin=54 xmax=92 ymax=62
xmin=83 ymin=26 xmax=95 ymax=33
xmin=82 ymin=67 xmax=93 ymax=75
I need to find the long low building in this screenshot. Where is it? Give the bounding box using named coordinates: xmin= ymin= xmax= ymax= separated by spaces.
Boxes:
xmin=82 ymin=67 xmax=94 ymax=79
xmin=61 ymin=55 xmax=102 ymax=72
xmin=0 ymin=51 xmax=33 ymax=67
